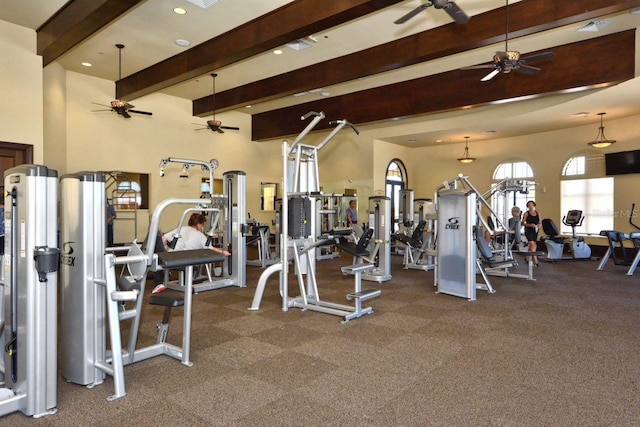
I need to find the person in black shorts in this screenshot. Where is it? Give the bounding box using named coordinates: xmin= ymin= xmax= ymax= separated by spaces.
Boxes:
xmin=522 ymin=200 xmax=540 ymax=265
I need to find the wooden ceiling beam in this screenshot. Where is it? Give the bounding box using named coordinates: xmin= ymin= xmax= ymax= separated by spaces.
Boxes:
xmin=251 ymin=30 xmax=636 ymax=141
xmin=115 ymin=0 xmax=404 ymax=101
xmin=37 ymin=0 xmax=143 ymax=67
xmin=195 ymin=0 xmax=640 ymax=116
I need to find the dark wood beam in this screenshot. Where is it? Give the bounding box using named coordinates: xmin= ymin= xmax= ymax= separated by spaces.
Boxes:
xmin=251 ymin=30 xmax=635 ymax=141
xmin=116 ymin=0 xmax=403 ymax=101
xmin=195 ymin=0 xmax=640 ymax=116
xmin=37 ymin=0 xmax=143 ymax=67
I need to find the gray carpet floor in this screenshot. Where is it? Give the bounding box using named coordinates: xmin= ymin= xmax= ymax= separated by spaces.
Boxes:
xmin=3 ymin=249 xmax=640 ymax=426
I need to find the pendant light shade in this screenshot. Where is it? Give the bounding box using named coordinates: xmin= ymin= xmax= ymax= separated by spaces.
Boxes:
xmin=587 ymin=112 xmax=616 ymax=148
xmin=457 ymin=136 xmax=476 ymax=163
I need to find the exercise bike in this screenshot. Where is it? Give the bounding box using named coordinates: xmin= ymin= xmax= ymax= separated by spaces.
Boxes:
xmin=541 ymin=210 xmax=591 ymax=261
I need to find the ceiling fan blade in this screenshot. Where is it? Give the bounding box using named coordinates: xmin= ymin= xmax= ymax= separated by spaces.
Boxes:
xmin=460 ymin=64 xmax=495 ymax=70
xmin=220 ymin=126 xmax=240 ymax=131
xmin=91 ymin=102 xmax=112 ymax=108
xmin=520 ymin=51 xmax=555 ymax=64
xmin=216 ymin=128 xmax=225 ymax=134
xmin=394 ymin=3 xmax=432 ymax=24
xmin=128 ymin=109 xmax=153 ymax=116
xmin=118 ymin=110 xmax=132 ymax=119
xmin=516 ymin=64 xmax=540 ymax=75
xmin=481 ymin=68 xmax=500 ymax=82
xmin=442 ymin=1 xmax=469 ymax=24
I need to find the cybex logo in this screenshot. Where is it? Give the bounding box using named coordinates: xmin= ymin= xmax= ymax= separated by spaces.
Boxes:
xmin=60 ymin=241 xmax=76 ymax=267
xmin=445 ymin=217 xmax=460 ymax=230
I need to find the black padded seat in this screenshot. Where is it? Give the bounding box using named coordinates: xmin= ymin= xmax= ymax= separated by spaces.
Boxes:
xmin=337 ymin=228 xmax=373 ymax=258
xmin=157 ymin=249 xmax=225 ymax=269
xmin=392 ymin=220 xmax=426 ymax=248
xmin=149 ymin=293 xmax=184 ymax=307
xmin=541 ymin=219 xmax=564 ymax=244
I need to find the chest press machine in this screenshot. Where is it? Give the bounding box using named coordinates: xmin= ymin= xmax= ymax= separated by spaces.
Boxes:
xmin=249 ymin=111 xmax=381 ymax=323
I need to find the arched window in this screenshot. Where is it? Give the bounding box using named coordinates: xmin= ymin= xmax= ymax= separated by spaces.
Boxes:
xmin=490 ymin=160 xmax=535 ymax=221
xmin=385 ymin=159 xmax=407 ymax=232
xmin=560 ymin=150 xmax=612 ymax=235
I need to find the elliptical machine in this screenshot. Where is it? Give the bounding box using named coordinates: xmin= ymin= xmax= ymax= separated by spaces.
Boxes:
xmin=541 ymin=210 xmax=591 ymax=260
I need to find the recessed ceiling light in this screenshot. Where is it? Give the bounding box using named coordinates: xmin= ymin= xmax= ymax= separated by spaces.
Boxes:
xmin=245 ymin=105 xmax=251 ymax=108
xmin=173 ymin=7 xmax=187 ymax=15
xmin=320 ymin=92 xmax=330 ymax=97
xmin=81 ymin=62 xmax=92 ymax=67
xmin=483 ymin=130 xmax=497 ymax=134
xmin=408 ymin=139 xmax=418 ymax=143
xmin=292 ymin=92 xmax=307 ymax=97
xmin=572 ymin=112 xmax=589 ymax=117
xmin=175 ymin=39 xmax=191 ymax=47
xmin=436 ymin=139 xmax=443 ymax=143
xmin=273 ymin=49 xmax=283 ymax=55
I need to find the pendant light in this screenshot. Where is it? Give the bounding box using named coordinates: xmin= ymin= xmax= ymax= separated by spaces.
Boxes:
xmin=587 ymin=112 xmax=616 ymax=148
xmin=457 ymin=136 xmax=476 ymax=164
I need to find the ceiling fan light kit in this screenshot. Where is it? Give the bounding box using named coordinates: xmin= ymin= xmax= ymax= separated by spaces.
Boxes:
xmin=91 ymin=44 xmax=152 ymax=118
xmin=193 ymin=73 xmax=240 ymax=133
xmin=587 ymin=112 xmax=616 ymax=148
xmin=457 ymin=136 xmax=476 ymax=163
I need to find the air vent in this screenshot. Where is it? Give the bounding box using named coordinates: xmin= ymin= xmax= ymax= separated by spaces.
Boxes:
xmin=287 ymin=39 xmax=312 ymax=51
xmin=186 ymin=0 xmax=220 ymax=10
xmin=577 ymin=20 xmax=612 ymax=32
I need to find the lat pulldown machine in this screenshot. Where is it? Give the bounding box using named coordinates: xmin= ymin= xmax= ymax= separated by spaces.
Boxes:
xmin=250 ymin=112 xmax=381 ymax=322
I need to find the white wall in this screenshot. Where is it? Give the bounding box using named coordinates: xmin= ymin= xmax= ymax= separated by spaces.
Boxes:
xmin=0 ymin=20 xmax=43 ymax=161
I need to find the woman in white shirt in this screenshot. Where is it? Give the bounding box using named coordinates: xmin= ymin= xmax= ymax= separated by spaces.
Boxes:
xmin=163 ymin=213 xmax=229 ymax=255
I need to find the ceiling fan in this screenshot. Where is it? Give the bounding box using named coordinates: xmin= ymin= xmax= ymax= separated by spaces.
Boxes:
xmin=460 ymin=0 xmax=554 ymax=81
xmin=92 ymin=44 xmax=152 ymax=118
xmin=394 ymin=0 xmax=469 ymax=25
xmin=193 ymin=73 xmax=240 ymax=133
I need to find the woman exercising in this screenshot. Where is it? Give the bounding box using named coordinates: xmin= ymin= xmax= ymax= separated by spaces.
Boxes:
xmin=522 ymin=200 xmax=540 ymax=265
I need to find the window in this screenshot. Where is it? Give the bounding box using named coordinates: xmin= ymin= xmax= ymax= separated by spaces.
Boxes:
xmin=108 ymin=172 xmax=149 ymax=210
xmin=560 ymin=152 xmax=611 ymax=235
xmin=491 ymin=160 xmax=535 ymax=220
xmin=385 ymin=159 xmax=407 ymax=232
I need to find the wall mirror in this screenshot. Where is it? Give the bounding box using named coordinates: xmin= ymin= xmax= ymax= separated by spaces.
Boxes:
xmin=261 ymin=182 xmax=277 ymax=211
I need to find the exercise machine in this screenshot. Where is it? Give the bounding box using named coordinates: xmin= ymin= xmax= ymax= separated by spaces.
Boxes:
xmin=599 ymin=203 xmax=640 ymax=274
xmin=60 ymin=172 xmax=226 ymax=400
xmin=250 ymin=111 xmax=381 ymax=322
xmin=59 ymin=172 xmax=108 ymax=390
xmin=433 ymin=174 xmax=526 ymax=300
xmin=161 ymin=165 xmax=246 ymax=292
xmin=435 ymin=177 xmax=493 ymax=300
xmin=392 ymin=197 xmax=436 ymax=271
xmin=0 ymin=165 xmax=59 ymax=418
xmin=541 ymin=210 xmax=591 ymax=260
xmin=361 ymin=196 xmax=392 ymax=282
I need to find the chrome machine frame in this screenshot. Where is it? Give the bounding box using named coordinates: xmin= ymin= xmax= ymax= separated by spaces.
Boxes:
xmin=250 ymin=112 xmax=380 ymax=322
